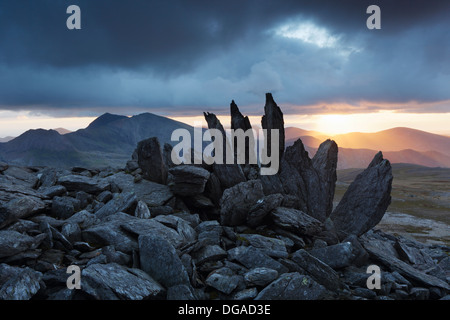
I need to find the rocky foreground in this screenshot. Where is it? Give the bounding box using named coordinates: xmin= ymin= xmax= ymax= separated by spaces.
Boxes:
xmin=0 ymin=94 xmax=449 ymax=300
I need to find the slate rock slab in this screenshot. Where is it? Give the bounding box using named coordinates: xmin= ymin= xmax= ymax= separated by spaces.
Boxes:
xmin=0 ymin=265 xmax=42 ymax=300
xmin=135 ymin=137 xmax=168 ymax=185
xmin=205 ymin=267 xmax=241 ymax=295
xmin=244 ymin=267 xmax=279 ymax=287
xmin=58 ymin=175 xmax=111 ymax=195
xmin=271 ymin=207 xmax=323 ymax=236
xmin=82 ymin=263 xmax=165 ymax=300
xmin=139 ymin=235 xmax=190 ymax=288
xmin=95 ymin=192 xmax=137 ymax=220
xmin=228 ymin=246 xmax=288 ymax=274
xmin=308 ymin=241 xmax=357 ymax=269
xmin=220 ymin=180 xmax=265 ymax=226
xmin=330 ymin=152 xmax=393 ymax=239
xmin=0 ymin=230 xmax=40 ymax=259
xmin=254 ymin=272 xmax=328 ymax=300
xmin=363 ymin=241 xmax=450 ymax=291
xmin=292 ymin=249 xmax=341 ymax=291
xmin=168 ymin=165 xmax=210 ymax=196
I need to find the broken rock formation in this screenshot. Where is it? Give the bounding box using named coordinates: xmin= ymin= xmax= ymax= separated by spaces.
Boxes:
xmin=0 ymin=93 xmax=446 ymax=301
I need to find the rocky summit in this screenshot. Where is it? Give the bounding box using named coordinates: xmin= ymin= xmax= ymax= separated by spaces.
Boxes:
xmin=0 ymin=94 xmax=449 ymax=301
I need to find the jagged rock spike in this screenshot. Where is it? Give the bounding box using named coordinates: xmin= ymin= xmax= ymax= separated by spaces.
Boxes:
xmin=330 ymin=152 xmax=393 ymax=240
xmin=230 ymin=100 xmax=256 ymax=167
xmin=312 ymin=139 xmax=338 ymax=219
xmin=261 ymin=93 xmax=285 ymax=161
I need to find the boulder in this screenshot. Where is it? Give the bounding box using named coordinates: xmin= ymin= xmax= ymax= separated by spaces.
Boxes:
xmin=51 ymin=196 xmax=80 ymax=219
xmin=271 ymin=207 xmax=323 ymax=236
xmin=5 ymin=219 xmax=39 ymax=234
xmin=291 ymin=249 xmax=341 ymax=291
xmin=57 ymin=174 xmax=110 ymax=195
xmin=3 ymin=166 xmax=39 ymax=189
xmin=61 ymin=222 xmax=81 ymax=243
xmin=238 ymin=233 xmax=288 ymax=259
xmin=0 ymin=230 xmax=40 ymax=259
xmin=228 ymin=246 xmax=288 ymax=274
xmin=244 ymin=267 xmax=278 ymax=287
xmin=121 ymin=217 xmax=185 ymax=249
xmin=37 ymin=168 xmax=61 ymax=188
xmin=330 ymin=151 xmax=393 ymax=239
xmin=0 ymin=265 xmax=42 ymax=300
xmin=246 ymin=193 xmax=284 ymax=228
xmin=219 ymin=180 xmax=265 ymax=226
xmin=308 ymin=241 xmax=357 ymax=269
xmin=134 ymin=200 xmax=151 ymax=219
xmin=254 ymin=272 xmax=328 ymax=300
xmin=82 ymin=263 xmax=165 ymax=300
xmin=135 ymin=137 xmax=167 ymax=184
xmin=168 ymin=165 xmax=210 ymax=196
xmin=0 ymin=193 xmax=46 ymax=229
xmin=195 ymin=220 xmax=222 ymax=246
xmin=153 ymin=215 xmax=197 ymax=244
xmin=205 ymin=267 xmax=242 ymax=295
xmin=65 ymin=210 xmax=99 ymax=229
xmin=139 ymin=235 xmax=190 ymax=288
xmin=107 ymin=172 xmax=173 ymax=207
xmin=81 ymin=212 xmax=138 ymax=253
xmin=192 ymin=245 xmax=227 ymax=265
xmin=95 ymin=192 xmax=137 ymax=220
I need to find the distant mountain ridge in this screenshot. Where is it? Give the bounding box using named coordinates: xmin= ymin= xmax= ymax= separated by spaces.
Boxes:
xmin=54 ymin=128 xmax=72 ymax=135
xmin=285 ymin=126 xmax=450 ymax=169
xmin=0 ymin=113 xmax=194 ymax=168
xmin=0 ymin=136 xmax=15 ymax=143
xmin=1 ymin=113 xmax=449 ymax=169
xmin=332 ymin=127 xmax=450 ymax=157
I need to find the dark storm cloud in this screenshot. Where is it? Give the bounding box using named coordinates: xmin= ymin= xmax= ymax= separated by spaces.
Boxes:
xmin=0 ymin=0 xmax=449 ymax=115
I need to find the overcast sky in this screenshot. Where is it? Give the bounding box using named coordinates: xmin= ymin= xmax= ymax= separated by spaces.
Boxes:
xmin=0 ymin=0 xmax=449 ymax=134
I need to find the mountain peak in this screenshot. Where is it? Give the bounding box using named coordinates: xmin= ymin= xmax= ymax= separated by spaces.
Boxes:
xmin=54 ymin=128 xmax=72 ymax=135
xmin=87 ymin=113 xmax=128 ymax=129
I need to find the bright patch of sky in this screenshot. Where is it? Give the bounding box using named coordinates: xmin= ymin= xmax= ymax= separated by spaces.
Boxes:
xmin=275 ymin=21 xmax=339 ymax=48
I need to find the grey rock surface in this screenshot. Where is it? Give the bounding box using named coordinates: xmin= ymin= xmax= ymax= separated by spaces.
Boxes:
xmin=220 ymin=180 xmax=264 ymax=226
xmin=139 ymin=235 xmax=190 ymax=288
xmin=330 ymin=152 xmax=393 ymax=239
xmin=82 ymin=263 xmax=165 ymax=300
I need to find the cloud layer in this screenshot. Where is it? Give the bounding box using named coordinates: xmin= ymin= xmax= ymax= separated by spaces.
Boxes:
xmin=0 ymin=0 xmax=448 ymax=116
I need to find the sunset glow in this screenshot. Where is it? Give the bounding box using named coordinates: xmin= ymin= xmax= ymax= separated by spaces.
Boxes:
xmin=168 ymin=111 xmax=450 ymax=136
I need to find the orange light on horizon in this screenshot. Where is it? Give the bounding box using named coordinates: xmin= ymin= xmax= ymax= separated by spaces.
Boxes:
xmin=1 ymin=107 xmax=449 ymax=138
xmin=169 ymin=111 xmax=450 ymax=136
